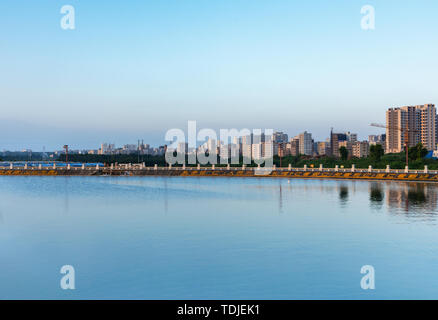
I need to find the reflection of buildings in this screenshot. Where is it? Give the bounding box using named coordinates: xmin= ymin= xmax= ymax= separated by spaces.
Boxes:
xmin=339 ymin=185 xmax=349 ymax=204
xmin=373 ymin=182 xmax=438 ymax=213
xmin=368 ymin=182 xmax=438 ymax=218
xmin=278 ymin=184 xmax=283 ymax=213
xmin=369 ymin=183 xmax=384 ymax=203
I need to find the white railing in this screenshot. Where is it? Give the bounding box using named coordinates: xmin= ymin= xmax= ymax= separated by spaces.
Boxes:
xmin=1 ymin=163 xmax=437 ymax=175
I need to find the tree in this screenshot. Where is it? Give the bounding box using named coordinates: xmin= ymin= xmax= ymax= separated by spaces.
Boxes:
xmin=408 ymin=143 xmax=428 ymax=161
xmin=339 ymin=146 xmax=348 ymax=161
xmin=369 ymin=144 xmax=384 ymax=161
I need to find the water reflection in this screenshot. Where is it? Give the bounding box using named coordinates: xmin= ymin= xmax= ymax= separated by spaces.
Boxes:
xmin=339 ymin=185 xmax=349 ymax=206
xmin=370 ymin=182 xmax=438 ymax=217
xmin=278 ymin=184 xmax=283 ymax=213
xmin=64 ymin=177 xmax=69 ymax=213
xmin=163 ymin=178 xmax=168 ymax=213
xmin=407 ymin=186 xmax=426 ymax=205
xmin=369 ymin=183 xmax=384 ymax=210
xmin=370 ymin=183 xmax=384 ymax=202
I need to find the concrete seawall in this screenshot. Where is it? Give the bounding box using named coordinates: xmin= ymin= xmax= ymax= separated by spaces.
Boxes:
xmin=1 ymin=166 xmax=438 ymax=182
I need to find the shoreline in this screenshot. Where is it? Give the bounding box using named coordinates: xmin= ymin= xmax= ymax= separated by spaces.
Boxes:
xmin=1 ymin=167 xmax=438 ymax=183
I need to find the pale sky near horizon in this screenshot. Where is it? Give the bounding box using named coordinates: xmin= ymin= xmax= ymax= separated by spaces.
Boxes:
xmin=1 ymin=0 xmax=438 ymax=151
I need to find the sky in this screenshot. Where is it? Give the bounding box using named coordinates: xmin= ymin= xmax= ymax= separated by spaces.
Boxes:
xmin=1 ymin=0 xmax=438 ymax=151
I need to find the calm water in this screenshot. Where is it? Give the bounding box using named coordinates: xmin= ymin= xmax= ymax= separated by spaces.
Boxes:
xmin=0 ymin=176 xmax=437 ymax=299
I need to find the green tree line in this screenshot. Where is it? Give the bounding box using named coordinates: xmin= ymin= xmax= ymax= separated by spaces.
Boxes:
xmin=50 ymin=143 xmax=436 ymax=170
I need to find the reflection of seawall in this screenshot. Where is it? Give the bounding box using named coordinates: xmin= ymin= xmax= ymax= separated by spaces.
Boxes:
xmin=3 ymin=166 xmax=438 ymax=182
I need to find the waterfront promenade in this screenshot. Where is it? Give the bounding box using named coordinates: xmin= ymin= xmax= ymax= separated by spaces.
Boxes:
xmin=1 ymin=163 xmax=438 ymax=182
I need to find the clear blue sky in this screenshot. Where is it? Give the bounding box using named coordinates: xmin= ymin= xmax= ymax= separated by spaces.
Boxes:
xmin=1 ymin=0 xmax=437 ymax=151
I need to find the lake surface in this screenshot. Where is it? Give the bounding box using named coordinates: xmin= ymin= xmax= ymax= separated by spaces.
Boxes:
xmin=0 ymin=176 xmax=437 ymax=299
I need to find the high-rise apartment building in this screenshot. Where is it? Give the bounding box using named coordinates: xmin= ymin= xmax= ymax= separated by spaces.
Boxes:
xmin=241 ymin=135 xmax=252 ymax=162
xmin=230 ymin=136 xmax=240 ymax=160
xmin=252 ymin=143 xmax=263 ymax=160
xmin=277 ymin=142 xmax=287 ymax=157
xmin=317 ymin=141 xmax=329 ymax=156
xmin=330 ymin=131 xmax=347 ymax=157
xmin=352 ymin=141 xmax=370 ymax=158
xmin=298 ymin=131 xmax=313 ymax=156
xmin=262 ymin=141 xmax=274 ymax=159
xmin=219 ymin=144 xmax=230 ymax=162
xmin=286 ymin=139 xmax=299 ymax=156
xmin=338 ymin=140 xmax=353 ymax=158
xmin=345 ymin=132 xmax=358 ymax=143
xmin=386 ymin=104 xmax=435 ymax=153
xmin=272 ymin=132 xmax=289 ymax=144
xmin=419 ymin=104 xmax=436 ymax=151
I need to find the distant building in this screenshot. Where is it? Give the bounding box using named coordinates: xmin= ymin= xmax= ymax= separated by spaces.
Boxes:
xmin=158 ymin=145 xmax=166 ymax=156
xmin=317 ymin=141 xmax=329 ymax=156
xmin=272 ymin=132 xmax=289 ymax=144
xmin=298 ymin=131 xmax=313 ymax=156
xmin=345 ymin=132 xmax=358 ymax=143
xmin=330 ymin=130 xmax=347 ymax=157
xmin=263 ymin=141 xmax=275 ymax=159
xmin=230 ymin=136 xmax=240 ymax=160
xmin=99 ymin=143 xmax=116 ymax=155
xmin=369 ymin=134 xmax=386 ymax=152
xmin=219 ymin=144 xmax=230 ymax=162
xmin=338 ymin=141 xmax=353 ymax=158
xmin=242 ymin=135 xmax=252 ymax=162
xmin=286 ymin=139 xmax=299 ymax=156
xmin=277 ymin=142 xmax=287 ymax=157
xmin=369 ymin=134 xmax=386 ymax=145
xmin=252 ymin=143 xmax=263 ymax=160
xmin=206 ymin=138 xmax=217 ymax=155
xmin=352 ymin=141 xmax=370 ymax=158
xmin=177 ymin=142 xmax=188 ymax=155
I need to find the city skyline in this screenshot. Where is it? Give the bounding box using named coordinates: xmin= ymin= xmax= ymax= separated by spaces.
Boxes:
xmin=0 ymin=125 xmax=372 ymax=153
xmin=0 ymin=101 xmax=432 ymax=153
xmin=2 ymin=1 xmax=438 ymax=150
